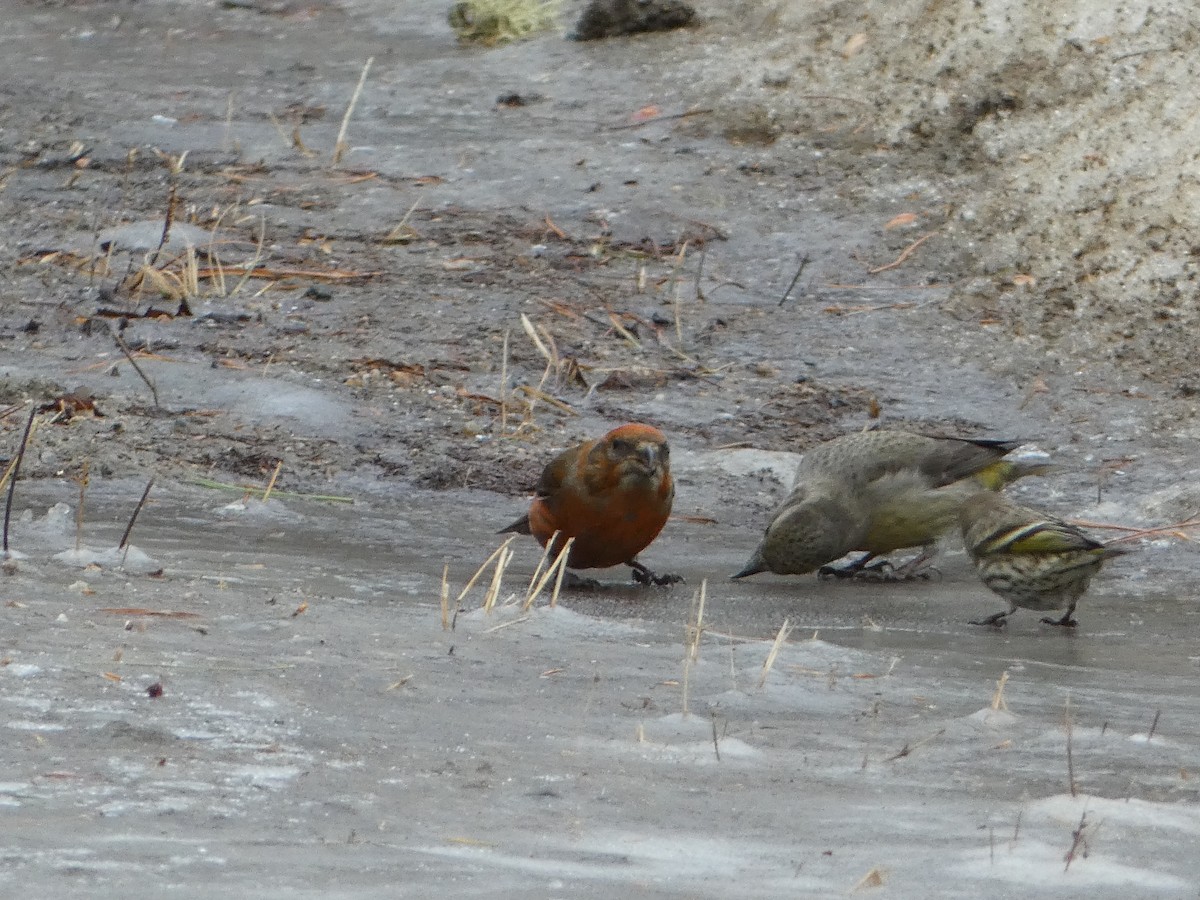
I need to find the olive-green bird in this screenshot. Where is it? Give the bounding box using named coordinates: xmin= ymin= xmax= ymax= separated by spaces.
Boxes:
xmin=733 ymin=430 xmax=1049 ymax=580
xmin=960 ymin=491 xmax=1129 ymax=628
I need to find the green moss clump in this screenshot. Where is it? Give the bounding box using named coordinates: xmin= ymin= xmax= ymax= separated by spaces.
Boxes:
xmin=448 ymin=0 xmax=561 ymax=45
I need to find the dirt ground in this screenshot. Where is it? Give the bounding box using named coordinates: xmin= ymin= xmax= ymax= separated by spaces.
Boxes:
xmin=2 ymin=1 xmax=1199 ymax=897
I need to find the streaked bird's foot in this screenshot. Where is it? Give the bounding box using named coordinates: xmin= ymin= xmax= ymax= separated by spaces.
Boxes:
xmin=863 ymin=560 xmax=941 ymax=582
xmin=970 ymin=611 xmax=1009 ymax=627
xmin=629 ymin=562 xmax=683 ymax=587
xmin=891 ymin=557 xmax=941 ymax=582
xmin=854 ymin=560 xmax=897 ymax=582
xmin=1040 ymin=613 xmax=1078 ymax=628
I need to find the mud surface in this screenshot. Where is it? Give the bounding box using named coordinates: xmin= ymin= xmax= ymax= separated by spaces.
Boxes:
xmin=2 ymin=1 xmax=1199 ymax=897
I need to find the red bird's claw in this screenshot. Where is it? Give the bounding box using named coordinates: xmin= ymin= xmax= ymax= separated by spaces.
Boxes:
xmin=562 ymin=572 xmax=602 ymax=591
xmin=631 ymin=567 xmax=683 ymax=587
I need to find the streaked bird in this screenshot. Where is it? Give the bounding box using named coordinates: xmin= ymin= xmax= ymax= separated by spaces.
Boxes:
xmin=960 ymin=490 xmax=1129 ymax=627
xmin=733 ymin=430 xmax=1049 ymax=580
xmin=500 ymin=423 xmax=679 ymax=586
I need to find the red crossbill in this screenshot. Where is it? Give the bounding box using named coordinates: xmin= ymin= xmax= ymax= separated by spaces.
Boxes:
xmin=733 ymin=430 xmax=1049 ymax=580
xmin=500 ymin=423 xmax=679 ymax=586
xmin=959 ymin=491 xmax=1129 ymax=627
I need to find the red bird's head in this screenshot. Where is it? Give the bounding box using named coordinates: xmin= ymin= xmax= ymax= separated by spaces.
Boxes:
xmin=591 ymin=424 xmax=671 ymax=488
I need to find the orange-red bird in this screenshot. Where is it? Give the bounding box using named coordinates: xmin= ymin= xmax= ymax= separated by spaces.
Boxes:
xmin=500 ymin=423 xmax=680 ymax=585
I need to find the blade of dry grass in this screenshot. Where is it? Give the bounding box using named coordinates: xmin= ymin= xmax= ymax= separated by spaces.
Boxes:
xmin=2 ymin=405 xmax=39 ymax=554
xmin=991 ymin=670 xmax=1010 ymax=711
xmin=440 ymin=563 xmax=451 ymax=630
xmin=547 ymin=538 xmax=574 ymax=608
xmin=481 ymin=545 xmax=514 ymax=613
xmin=262 ymin=461 xmax=283 ymax=502
xmin=118 ymin=478 xmax=155 ymax=552
xmin=455 ymin=535 xmax=518 ymax=605
xmin=757 ymin=618 xmax=793 ymax=689
xmin=332 ymin=57 xmax=374 ymax=165
xmin=681 ymin=578 xmax=708 ymax=715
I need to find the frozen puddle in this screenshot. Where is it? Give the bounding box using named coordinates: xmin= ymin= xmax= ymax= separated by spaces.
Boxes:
xmin=955 ymin=794 xmax=1199 ymax=891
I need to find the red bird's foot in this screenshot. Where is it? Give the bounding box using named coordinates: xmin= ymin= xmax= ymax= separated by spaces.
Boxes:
xmin=562 ymin=572 xmax=602 ymax=591
xmin=629 ymin=561 xmax=683 ymax=586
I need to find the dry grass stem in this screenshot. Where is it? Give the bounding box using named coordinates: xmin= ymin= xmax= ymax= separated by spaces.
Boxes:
xmin=333 ymin=56 xmax=374 ymax=165
xmin=118 ymin=479 xmax=155 ymax=553
xmin=867 ymin=231 xmax=936 ymax=274
xmin=499 ymin=328 xmax=510 ymax=434
xmin=262 ymin=461 xmax=283 ymax=502
xmin=670 ymin=240 xmax=689 ymax=348
xmin=383 ymin=194 xmax=424 ymax=243
xmin=681 ymin=579 xmax=707 ymax=716
xmin=687 ymin=579 xmax=707 ymax=663
xmin=757 ymin=617 xmax=793 ymax=689
xmin=481 ymin=614 xmax=532 ymax=633
xmin=74 ymin=460 xmax=90 ymax=552
xmin=1063 ymin=810 xmax=1090 ymax=872
xmin=113 ymin=328 xmax=161 ymax=408
xmin=991 ymin=670 xmax=1010 ymax=711
xmin=1064 ymin=693 xmax=1077 ymax=797
xmin=147 ymin=181 xmax=178 ymax=269
xmin=777 ymin=255 xmax=810 ymax=306
xmin=515 ymin=384 xmax=576 ymax=415
xmin=522 ymin=359 xmax=554 ymax=428
xmin=2 ymin=405 xmax=39 ymax=554
xmin=230 ymin=215 xmax=267 ymax=298
xmin=267 ymin=111 xmax=294 ymax=149
xmin=887 ymin=728 xmax=946 ymax=761
xmin=188 ymin=476 xmax=353 ymax=504
xmin=521 ymin=530 xmax=559 ymax=610
xmin=548 ymin=538 xmax=574 ymax=608
xmin=606 ymin=311 xmax=641 ymax=348
xmin=440 ymin=564 xmax=451 ymax=630
xmin=521 ymin=536 xmax=574 ymax=609
xmin=520 ymin=313 xmax=552 ymax=362
xmin=455 ymin=535 xmax=518 ymax=605
xmin=481 ymin=545 xmax=514 ymax=613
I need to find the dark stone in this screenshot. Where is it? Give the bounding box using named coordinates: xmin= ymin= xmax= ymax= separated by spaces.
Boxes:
xmin=572 ymin=0 xmax=696 ymax=41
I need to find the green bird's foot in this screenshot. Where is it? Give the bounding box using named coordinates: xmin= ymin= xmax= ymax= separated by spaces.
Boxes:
xmin=629 ymin=561 xmax=683 ymax=587
xmin=970 ymin=611 xmax=1010 ymax=627
xmin=817 ymin=553 xmax=877 ymax=580
xmin=1040 ymin=613 xmax=1078 ymax=628
xmin=819 ymin=557 xmax=939 ymax=583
